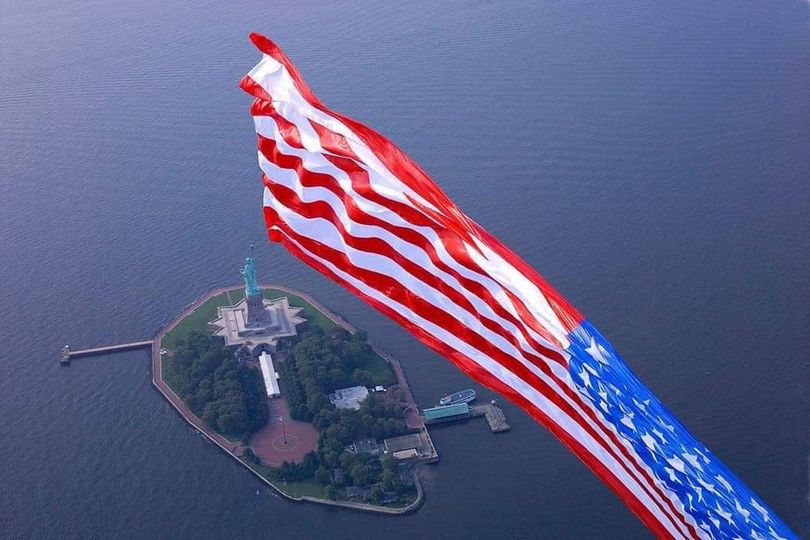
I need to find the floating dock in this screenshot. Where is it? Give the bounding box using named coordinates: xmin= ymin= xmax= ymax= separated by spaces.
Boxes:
xmin=470 ymin=403 xmax=510 ymax=433
xmin=59 ymin=340 xmax=153 ymax=364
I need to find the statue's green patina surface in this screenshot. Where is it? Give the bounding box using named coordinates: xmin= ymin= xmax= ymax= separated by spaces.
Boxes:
xmin=240 ymin=249 xmax=261 ymax=297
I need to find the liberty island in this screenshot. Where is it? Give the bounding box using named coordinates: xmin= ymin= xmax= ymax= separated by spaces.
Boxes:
xmin=153 ymin=251 xmax=435 ymax=512
xmin=57 ymin=247 xmax=511 ymax=513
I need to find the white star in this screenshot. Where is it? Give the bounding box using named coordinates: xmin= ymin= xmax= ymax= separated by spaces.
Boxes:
xmin=641 ymin=432 xmax=657 ymax=451
xmin=715 ymin=475 xmax=733 ymax=492
xmin=620 ymin=415 xmax=635 ymax=430
xmin=683 ymin=451 xmax=703 ymax=471
xmin=597 ymin=387 xmax=609 ymax=402
xmin=715 ymin=503 xmax=735 ymax=526
xmin=667 ymin=455 xmax=686 ymax=473
xmin=698 ymin=477 xmax=719 ymax=495
xmin=734 ymin=500 xmax=750 ymax=522
xmin=579 ymin=367 xmax=591 ymax=388
xmin=585 ymin=337 xmax=609 ymax=364
xmin=632 ymin=397 xmax=647 ymax=411
xmin=750 ymin=498 xmax=770 ymax=522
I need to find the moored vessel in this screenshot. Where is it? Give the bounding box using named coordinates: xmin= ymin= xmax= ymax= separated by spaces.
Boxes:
xmin=438 ymin=388 xmax=476 ymax=406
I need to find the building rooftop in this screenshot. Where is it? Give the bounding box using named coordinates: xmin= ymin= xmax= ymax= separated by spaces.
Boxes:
xmin=422 ymin=403 xmax=469 ymax=421
xmin=328 ymin=385 xmax=369 ymax=410
xmin=382 ymin=433 xmax=423 ymax=454
xmin=258 ymin=351 xmax=280 ymax=397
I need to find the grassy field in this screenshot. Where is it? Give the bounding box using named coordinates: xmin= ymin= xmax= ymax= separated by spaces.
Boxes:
xmin=262 ymin=288 xmax=337 ymax=332
xmin=277 ymin=479 xmax=333 ymax=499
xmin=161 ymin=292 xmax=233 ymax=350
xmin=240 ymin=459 xmax=347 ymax=501
xmin=364 ymin=350 xmax=397 ymax=387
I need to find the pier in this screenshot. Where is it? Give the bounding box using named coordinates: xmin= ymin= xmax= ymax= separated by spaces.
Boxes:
xmin=469 ymin=403 xmax=511 ymax=433
xmin=422 ymin=401 xmax=511 ymax=433
xmin=59 ymin=340 xmax=154 ymax=364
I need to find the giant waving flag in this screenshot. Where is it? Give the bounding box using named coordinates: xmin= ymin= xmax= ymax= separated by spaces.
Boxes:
xmin=240 ymin=33 xmax=795 ymax=539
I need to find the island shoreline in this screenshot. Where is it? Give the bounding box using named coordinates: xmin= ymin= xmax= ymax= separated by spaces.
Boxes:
xmin=150 ymin=284 xmax=427 ymax=515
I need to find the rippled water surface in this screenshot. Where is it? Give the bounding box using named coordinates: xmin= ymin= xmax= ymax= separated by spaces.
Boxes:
xmin=1 ymin=1 xmax=808 ymax=538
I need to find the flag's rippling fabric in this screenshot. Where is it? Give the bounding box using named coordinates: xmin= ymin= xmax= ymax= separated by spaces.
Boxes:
xmin=240 ymin=33 xmax=795 ymax=539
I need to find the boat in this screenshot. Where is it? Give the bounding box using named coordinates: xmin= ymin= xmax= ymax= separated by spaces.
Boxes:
xmin=438 ymin=389 xmax=476 ymax=406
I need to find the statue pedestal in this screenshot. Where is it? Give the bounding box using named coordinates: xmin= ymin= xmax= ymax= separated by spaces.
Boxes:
xmin=210 ymin=295 xmax=306 ymax=356
xmin=246 ymin=292 xmax=266 ymax=324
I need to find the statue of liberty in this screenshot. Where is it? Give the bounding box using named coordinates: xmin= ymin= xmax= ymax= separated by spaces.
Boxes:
xmin=240 ymin=245 xmax=261 ymax=297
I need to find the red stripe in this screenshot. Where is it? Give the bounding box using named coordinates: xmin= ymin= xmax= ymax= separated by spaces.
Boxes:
xmin=262 ymin=219 xmax=680 ymax=539
xmin=263 ymin=200 xmax=695 ymax=539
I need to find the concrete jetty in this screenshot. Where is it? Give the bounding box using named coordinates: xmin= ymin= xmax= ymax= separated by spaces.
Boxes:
xmin=59 ymin=340 xmax=154 ymax=364
xmin=469 ymin=403 xmax=511 ymax=433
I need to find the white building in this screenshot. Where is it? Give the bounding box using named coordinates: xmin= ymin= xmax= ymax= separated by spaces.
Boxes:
xmin=258 ymin=351 xmax=281 ymax=398
xmin=328 ymin=385 xmax=369 ymax=410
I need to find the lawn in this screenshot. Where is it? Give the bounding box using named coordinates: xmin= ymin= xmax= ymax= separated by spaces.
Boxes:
xmin=240 ymin=460 xmax=346 ymax=501
xmin=161 ymin=292 xmax=234 ymax=350
xmin=276 ymin=478 xmax=333 ymax=499
xmin=363 ymin=351 xmax=397 ymax=387
xmin=262 ymin=288 xmax=337 ymax=332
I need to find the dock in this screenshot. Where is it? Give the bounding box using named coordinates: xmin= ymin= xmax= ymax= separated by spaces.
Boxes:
xmin=59 ymin=340 xmax=153 ymax=364
xmin=422 ymin=401 xmax=510 ymax=433
xmin=470 ymin=403 xmax=511 ymax=433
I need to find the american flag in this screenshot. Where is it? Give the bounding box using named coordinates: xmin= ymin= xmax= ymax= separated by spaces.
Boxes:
xmin=240 ymin=33 xmax=795 ymax=539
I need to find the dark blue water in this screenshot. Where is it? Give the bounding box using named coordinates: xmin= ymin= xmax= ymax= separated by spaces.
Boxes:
xmin=1 ymin=1 xmax=808 ymax=538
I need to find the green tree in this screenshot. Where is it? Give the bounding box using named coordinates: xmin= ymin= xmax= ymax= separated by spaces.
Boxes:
xmin=350 ymin=464 xmax=368 ymax=486
xmin=315 ymin=466 xmax=331 ymax=484
xmin=369 ymin=485 xmax=383 ymax=504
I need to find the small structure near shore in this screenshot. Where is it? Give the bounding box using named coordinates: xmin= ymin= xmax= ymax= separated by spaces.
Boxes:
xmin=329 ymin=385 xmax=370 ymax=410
xmin=470 ymin=402 xmax=511 ymax=433
xmin=383 ymin=430 xmax=439 ymax=464
xmin=422 ymin=400 xmax=511 ymax=433
xmin=422 ymin=403 xmax=470 ymax=424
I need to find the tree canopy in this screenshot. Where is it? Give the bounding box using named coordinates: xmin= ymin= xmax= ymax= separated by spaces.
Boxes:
xmin=170 ymin=331 xmax=267 ymax=437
